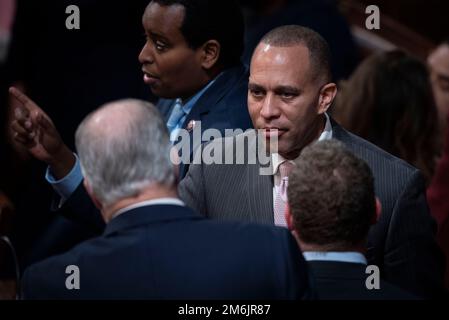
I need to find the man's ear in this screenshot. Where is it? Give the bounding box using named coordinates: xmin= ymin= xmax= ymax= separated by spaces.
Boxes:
xmin=200 ymin=40 xmax=221 ymax=70
xmin=372 ymin=197 xmax=382 ymax=225
xmin=83 ymin=179 xmax=102 ymax=211
xmin=317 ymin=82 xmax=337 ymax=114
xmin=285 ymin=204 xmax=295 ymax=232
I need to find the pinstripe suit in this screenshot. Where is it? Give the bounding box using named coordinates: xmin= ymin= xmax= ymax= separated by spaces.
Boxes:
xmin=179 ymin=120 xmax=446 ymax=298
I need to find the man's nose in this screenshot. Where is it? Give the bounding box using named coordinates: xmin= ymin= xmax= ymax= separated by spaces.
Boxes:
xmin=260 ymin=94 xmax=281 ymax=120
xmin=138 ymin=42 xmax=154 ymax=65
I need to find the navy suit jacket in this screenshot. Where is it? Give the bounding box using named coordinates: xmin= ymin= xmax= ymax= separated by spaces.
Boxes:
xmin=22 ymin=205 xmax=311 ymax=299
xmin=37 ymin=64 xmax=252 ymax=264
xmin=157 ymin=64 xmax=253 ymax=177
xmin=307 ymin=261 xmax=418 ymax=300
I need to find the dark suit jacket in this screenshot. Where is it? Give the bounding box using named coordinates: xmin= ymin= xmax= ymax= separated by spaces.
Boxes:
xmin=21 ymin=204 xmax=311 ymax=299
xmin=178 ymin=120 xmax=446 ymax=299
xmin=307 ymin=261 xmax=417 ymax=300
xmin=37 ymin=63 xmax=253 ymax=263
xmin=157 ymin=64 xmax=253 ymax=177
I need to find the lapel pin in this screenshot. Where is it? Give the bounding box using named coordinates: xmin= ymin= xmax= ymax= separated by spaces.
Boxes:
xmin=186 ymin=120 xmax=196 ymax=132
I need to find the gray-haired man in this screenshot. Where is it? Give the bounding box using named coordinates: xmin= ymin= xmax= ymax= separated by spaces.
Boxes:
xmin=21 ymin=99 xmax=311 ymax=299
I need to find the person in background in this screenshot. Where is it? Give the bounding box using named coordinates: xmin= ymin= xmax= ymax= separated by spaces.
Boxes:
xmin=428 ymin=39 xmax=449 ymax=154
xmin=331 ymin=50 xmax=439 ymax=185
xmin=0 ymin=0 xmax=15 ymax=63
xmin=427 ymin=113 xmax=449 ymax=290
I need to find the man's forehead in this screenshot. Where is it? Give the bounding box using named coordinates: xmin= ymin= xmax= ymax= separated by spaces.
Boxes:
xmin=250 ymin=44 xmax=310 ymax=82
xmin=252 ymin=43 xmax=310 ymax=69
xmin=142 ymin=2 xmax=185 ymax=31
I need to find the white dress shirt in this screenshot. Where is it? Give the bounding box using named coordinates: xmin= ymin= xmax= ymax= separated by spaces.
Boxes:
xmin=271 ymin=113 xmax=333 ymax=208
xmin=303 ymin=251 xmax=368 ymax=265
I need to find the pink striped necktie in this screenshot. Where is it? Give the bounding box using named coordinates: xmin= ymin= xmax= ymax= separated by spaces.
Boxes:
xmin=274 ymin=161 xmax=294 ymax=227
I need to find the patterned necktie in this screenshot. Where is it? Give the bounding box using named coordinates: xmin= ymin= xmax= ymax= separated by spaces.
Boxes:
xmin=166 ymin=99 xmax=185 ymax=141
xmin=274 ymin=161 xmax=294 ymax=227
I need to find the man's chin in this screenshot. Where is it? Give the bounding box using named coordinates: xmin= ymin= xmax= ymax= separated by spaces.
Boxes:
xmin=150 ymin=87 xmax=175 ymax=100
xmin=261 ymin=137 xmax=287 ymax=156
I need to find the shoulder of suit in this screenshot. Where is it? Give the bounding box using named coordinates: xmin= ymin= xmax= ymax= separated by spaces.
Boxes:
xmin=336 ymin=125 xmax=419 ymax=175
xmin=211 ymin=65 xmax=248 ymax=103
xmin=206 ymin=219 xmax=294 ymax=245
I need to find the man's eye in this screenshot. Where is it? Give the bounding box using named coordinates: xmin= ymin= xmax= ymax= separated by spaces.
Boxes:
xmin=250 ymin=89 xmax=264 ymax=97
xmin=280 ymin=92 xmax=295 ymax=99
xmin=155 ymin=41 xmax=166 ymax=51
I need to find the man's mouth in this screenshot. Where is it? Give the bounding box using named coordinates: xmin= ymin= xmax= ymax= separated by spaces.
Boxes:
xmin=142 ymin=70 xmax=160 ymax=85
xmin=263 ymin=127 xmax=287 ymax=138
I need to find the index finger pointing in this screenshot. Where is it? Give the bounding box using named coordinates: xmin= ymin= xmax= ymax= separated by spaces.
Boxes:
xmin=9 ymin=87 xmax=33 ymax=106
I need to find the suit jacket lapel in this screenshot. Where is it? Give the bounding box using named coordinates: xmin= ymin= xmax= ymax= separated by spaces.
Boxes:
xmin=246 ymin=131 xmax=274 ymax=224
xmin=182 ymin=65 xmax=246 ymax=128
xmin=156 ymin=98 xmax=176 ymax=122
xmin=329 ymin=117 xmax=377 ymax=261
xmin=247 ymin=165 xmax=274 ymax=224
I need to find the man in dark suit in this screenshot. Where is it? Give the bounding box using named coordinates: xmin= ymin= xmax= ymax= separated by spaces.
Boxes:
xmin=21 ymin=99 xmax=310 ymax=299
xmin=10 ymin=0 xmax=252 ymax=189
xmin=139 ymin=0 xmax=252 ymax=177
xmin=285 ymin=139 xmax=416 ymax=300
xmin=178 ymin=26 xmax=446 ymax=298
xmin=8 ymin=0 xmax=252 ymax=261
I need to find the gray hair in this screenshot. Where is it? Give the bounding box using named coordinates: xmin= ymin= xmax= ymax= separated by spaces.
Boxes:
xmin=75 ymin=99 xmax=174 ymax=207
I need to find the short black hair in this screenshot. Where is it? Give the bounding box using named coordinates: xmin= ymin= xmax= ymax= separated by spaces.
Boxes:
xmin=287 ymin=140 xmax=376 ymax=250
xmin=152 ymin=0 xmax=244 ymax=69
xmin=260 ymin=25 xmax=332 ymax=83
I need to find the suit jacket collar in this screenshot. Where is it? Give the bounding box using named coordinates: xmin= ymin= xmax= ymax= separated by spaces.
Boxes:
xmin=247 ymin=163 xmax=274 ymax=224
xmin=182 ymin=64 xmax=247 ymax=126
xmin=104 ymin=204 xmax=202 ymax=236
xmin=307 ymin=260 xmax=368 ymax=280
xmin=329 ymin=117 xmax=351 ymax=142
xmin=242 ymin=130 xmax=274 ymax=224
xmin=158 ymin=65 xmax=247 ymax=126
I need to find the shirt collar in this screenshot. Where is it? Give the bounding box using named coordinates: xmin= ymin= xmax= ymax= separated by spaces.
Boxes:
xmin=303 ymin=251 xmax=368 ymax=265
xmin=320 ymin=112 xmax=333 ymax=141
xmin=112 ymin=198 xmax=185 ymax=220
xmin=271 ymin=113 xmax=332 ymax=175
